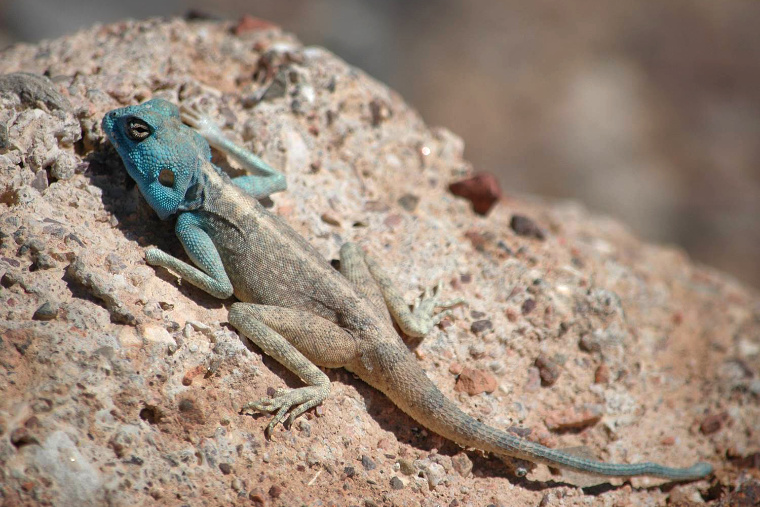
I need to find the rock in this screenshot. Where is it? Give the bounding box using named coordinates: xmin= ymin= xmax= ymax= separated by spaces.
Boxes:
xmin=521 ymin=298 xmax=536 ymax=315
xmin=450 ymin=452 xmax=473 ymax=478
xmin=320 ymin=212 xmax=341 ymax=226
xmin=534 ymin=354 xmax=561 ymax=386
xmin=700 ymin=412 xmax=728 ymax=435
xmin=448 ymin=172 xmax=501 ymax=215
xmin=455 ymin=367 xmax=498 ymax=395
xmin=397 ymin=193 xmax=420 ymax=212
xmin=233 ymin=14 xmax=278 ymax=35
xmin=594 ymin=363 xmax=610 ymax=384
xmin=361 ymin=454 xmax=376 ymax=470
xmin=32 ymin=301 xmax=58 ymax=321
xmin=415 ymin=459 xmax=447 ymax=489
xmin=268 ymin=485 xmax=282 ymax=498
xmin=470 ymin=319 xmax=493 ymax=334
xmin=397 ymin=458 xmax=416 ymax=476
xmin=544 ymin=405 xmax=604 ymax=432
xmin=510 ymin=214 xmax=545 ymax=240
xmin=449 ymin=362 xmax=463 ymax=375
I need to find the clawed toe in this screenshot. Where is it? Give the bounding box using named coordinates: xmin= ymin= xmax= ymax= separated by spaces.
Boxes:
xmin=240 ymin=385 xmax=329 ymax=437
xmin=180 ymin=104 xmax=220 ymax=136
xmin=412 ymin=281 xmax=466 ymax=318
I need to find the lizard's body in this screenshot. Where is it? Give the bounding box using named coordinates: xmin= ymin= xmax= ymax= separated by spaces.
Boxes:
xmin=102 ymin=98 xmax=712 ymax=481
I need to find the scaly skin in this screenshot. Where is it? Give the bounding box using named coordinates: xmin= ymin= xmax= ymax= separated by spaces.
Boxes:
xmin=102 ymin=98 xmax=712 ymax=481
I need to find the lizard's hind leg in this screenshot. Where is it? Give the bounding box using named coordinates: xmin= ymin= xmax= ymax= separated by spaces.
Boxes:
xmin=339 ymin=243 xmax=392 ymax=324
xmin=230 ymin=303 xmax=357 ymax=436
xmin=340 ymin=243 xmax=465 ymax=338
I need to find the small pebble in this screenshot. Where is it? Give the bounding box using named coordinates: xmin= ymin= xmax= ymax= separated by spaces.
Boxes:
xmin=535 ymin=354 xmax=560 ymax=386
xmin=544 ymin=405 xmax=603 ymax=431
xmin=389 ymin=476 xmax=404 ymax=490
xmin=397 ymin=193 xmax=419 ymax=212
xmin=249 ymin=491 xmax=265 ymax=505
xmin=32 ymin=302 xmax=58 ymax=321
xmin=579 ymin=334 xmax=602 ymax=352
xmin=320 ymin=212 xmax=341 ymax=226
xmin=594 ymin=364 xmax=610 ymax=384
xmin=510 ymin=214 xmax=545 ymax=240
xmin=470 ymin=319 xmax=492 ymax=334
xmin=450 ymin=452 xmax=473 ymax=477
xmin=448 ymin=173 xmax=501 ymax=215
xmin=700 ymin=412 xmax=727 ymax=435
xmin=398 ymin=458 xmax=415 ymax=476
xmin=521 ymin=298 xmax=536 ymax=315
xmin=361 ymin=455 xmax=376 ymax=471
xmin=455 ymin=367 xmax=497 ymax=395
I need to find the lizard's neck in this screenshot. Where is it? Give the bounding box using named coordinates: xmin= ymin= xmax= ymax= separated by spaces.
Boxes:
xmin=177 ymin=161 xmax=228 ymax=213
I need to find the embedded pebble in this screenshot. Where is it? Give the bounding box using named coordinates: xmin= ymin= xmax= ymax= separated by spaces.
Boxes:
xmin=535 ymin=354 xmax=561 ymax=386
xmin=454 ymin=367 xmax=497 ymax=395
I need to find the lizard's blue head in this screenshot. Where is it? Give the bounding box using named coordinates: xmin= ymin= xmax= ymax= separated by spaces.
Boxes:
xmin=102 ymin=98 xmax=212 ymax=220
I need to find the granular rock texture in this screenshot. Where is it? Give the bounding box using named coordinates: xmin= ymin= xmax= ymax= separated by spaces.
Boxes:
xmin=0 ymin=17 xmax=758 ymax=507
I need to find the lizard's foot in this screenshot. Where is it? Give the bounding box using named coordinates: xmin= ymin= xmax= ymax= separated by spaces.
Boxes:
xmin=410 ymin=280 xmax=466 ymax=330
xmin=180 ymin=103 xmax=225 ymax=141
xmin=241 ymin=385 xmax=330 ymax=437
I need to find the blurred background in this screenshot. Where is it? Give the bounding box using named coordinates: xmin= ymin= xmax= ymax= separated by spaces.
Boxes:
xmin=2 ymin=0 xmax=759 ymax=288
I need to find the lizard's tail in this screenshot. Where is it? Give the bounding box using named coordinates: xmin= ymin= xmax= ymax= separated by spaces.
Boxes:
xmin=376 ymin=352 xmax=712 ymax=480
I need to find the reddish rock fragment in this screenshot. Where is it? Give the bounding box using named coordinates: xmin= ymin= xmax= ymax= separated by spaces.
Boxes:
xmin=700 ymin=412 xmax=728 ymax=435
xmin=448 ymin=172 xmax=501 ymax=215
xmin=544 ymin=405 xmax=604 ymax=432
xmin=594 ymin=364 xmax=610 ymax=384
xmin=233 ymin=15 xmax=277 ymax=35
xmin=455 ymin=367 xmax=498 ymax=395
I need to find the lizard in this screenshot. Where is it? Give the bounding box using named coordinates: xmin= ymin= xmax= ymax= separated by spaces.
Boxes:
xmin=101 ymin=98 xmax=713 ymax=481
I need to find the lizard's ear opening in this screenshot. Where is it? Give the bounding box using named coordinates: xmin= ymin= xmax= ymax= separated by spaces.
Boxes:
xmin=125 ymin=117 xmax=152 ymax=141
xmin=158 ymin=168 xmax=175 ymax=187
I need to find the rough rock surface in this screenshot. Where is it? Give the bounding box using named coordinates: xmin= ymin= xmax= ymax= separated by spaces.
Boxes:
xmin=0 ymin=17 xmax=758 ymax=507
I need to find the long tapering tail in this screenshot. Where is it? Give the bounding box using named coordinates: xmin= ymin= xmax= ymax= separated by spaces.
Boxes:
xmin=373 ymin=351 xmax=712 ymax=480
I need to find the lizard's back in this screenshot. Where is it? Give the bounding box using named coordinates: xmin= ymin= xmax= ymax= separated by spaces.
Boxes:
xmin=199 ymin=165 xmax=382 ymax=331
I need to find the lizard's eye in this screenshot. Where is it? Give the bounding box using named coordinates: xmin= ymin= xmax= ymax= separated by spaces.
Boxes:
xmin=158 ymin=168 xmax=175 ymax=187
xmin=126 ymin=118 xmax=151 ymax=141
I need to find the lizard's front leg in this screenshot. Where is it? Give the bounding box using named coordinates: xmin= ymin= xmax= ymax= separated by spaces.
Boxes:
xmin=231 ymin=303 xmax=358 ymax=436
xmin=340 ymin=243 xmax=465 ymax=337
xmin=180 ymin=103 xmax=287 ymax=199
xmin=145 ymin=212 xmax=234 ymax=299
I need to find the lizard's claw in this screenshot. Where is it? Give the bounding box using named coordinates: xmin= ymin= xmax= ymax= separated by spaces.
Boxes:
xmin=241 ymin=385 xmax=329 ymax=437
xmin=180 ymin=103 xmax=224 ymax=140
xmin=412 ymin=280 xmax=466 ymax=327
